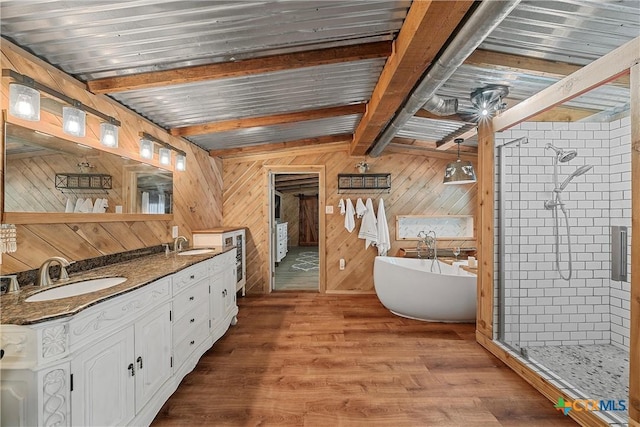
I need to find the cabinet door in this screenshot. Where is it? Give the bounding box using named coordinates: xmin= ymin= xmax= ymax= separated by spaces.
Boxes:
xmin=210 ymin=273 xmax=224 ymax=330
xmin=134 ymin=302 xmax=172 ymax=411
xmin=71 ymin=328 xmax=135 ymax=427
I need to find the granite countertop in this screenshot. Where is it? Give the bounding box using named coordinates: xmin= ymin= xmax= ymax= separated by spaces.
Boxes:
xmin=0 ymin=247 xmax=233 ymax=326
xmin=192 ymin=226 xmax=245 ymax=233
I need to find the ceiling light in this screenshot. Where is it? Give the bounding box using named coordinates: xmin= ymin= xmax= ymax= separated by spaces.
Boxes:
xmin=443 ymin=138 xmax=476 ymax=185
xmin=140 ymin=132 xmax=187 ymax=171
xmin=470 ymin=84 xmax=509 ymax=121
xmin=63 ymin=104 xmax=86 ymax=137
xmin=139 ymin=138 xmax=154 ymax=159
xmin=100 ymin=121 xmax=119 ymax=148
xmin=9 ymin=82 xmax=40 ymax=121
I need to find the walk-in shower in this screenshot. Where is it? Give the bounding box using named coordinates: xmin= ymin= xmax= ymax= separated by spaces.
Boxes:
xmin=544 ymin=143 xmax=593 ymax=280
xmin=495 ymin=120 xmax=632 ymax=426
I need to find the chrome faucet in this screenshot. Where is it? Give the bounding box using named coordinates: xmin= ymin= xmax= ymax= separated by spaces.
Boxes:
xmin=38 ymin=257 xmax=72 ymax=287
xmin=173 ymin=236 xmax=188 ymax=252
xmin=417 ymin=230 xmax=440 ymax=273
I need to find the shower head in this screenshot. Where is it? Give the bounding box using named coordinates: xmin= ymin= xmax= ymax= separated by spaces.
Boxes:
xmin=559 ymin=165 xmax=593 ymax=190
xmin=545 ymin=143 xmax=577 ymax=162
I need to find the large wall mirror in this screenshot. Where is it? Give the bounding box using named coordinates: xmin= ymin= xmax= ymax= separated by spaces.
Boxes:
xmin=4 ymin=122 xmax=173 ymax=222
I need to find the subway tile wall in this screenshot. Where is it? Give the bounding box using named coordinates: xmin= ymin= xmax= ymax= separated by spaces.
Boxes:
xmin=494 ymin=117 xmax=631 ymax=351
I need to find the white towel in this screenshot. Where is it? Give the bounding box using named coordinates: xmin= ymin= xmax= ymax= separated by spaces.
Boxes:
xmin=81 ymin=198 xmax=93 ymax=213
xmin=65 ymin=198 xmax=74 ymax=213
xmin=338 ymin=199 xmax=345 ymax=215
xmin=92 ymin=198 xmax=102 ymax=213
xmin=344 ymin=198 xmax=355 ymax=233
xmin=355 ymin=198 xmax=367 ymax=218
xmin=358 ymin=198 xmax=377 ymax=249
xmin=74 ymin=198 xmax=84 ymax=213
xmin=375 ymin=198 xmax=390 ymax=256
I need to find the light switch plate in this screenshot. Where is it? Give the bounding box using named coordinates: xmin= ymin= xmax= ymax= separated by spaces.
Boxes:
xmin=172 ymin=225 xmax=179 ymax=238
xmin=325 ymin=206 xmax=334 ymax=214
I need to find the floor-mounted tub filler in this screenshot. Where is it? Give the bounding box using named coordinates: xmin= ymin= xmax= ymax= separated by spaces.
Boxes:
xmin=373 ymin=257 xmax=477 ymax=322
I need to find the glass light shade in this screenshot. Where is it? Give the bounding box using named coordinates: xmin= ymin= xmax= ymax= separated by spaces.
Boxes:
xmin=100 ymin=122 xmax=119 ymax=148
xmin=62 ymin=106 xmax=86 ymax=137
xmin=139 ymin=138 xmax=153 ymax=159
xmin=9 ymin=83 xmax=40 ymax=121
xmin=443 ymin=159 xmax=477 ymax=184
xmin=175 ymin=154 xmax=186 ymax=171
xmin=159 ymin=148 xmax=171 ymax=165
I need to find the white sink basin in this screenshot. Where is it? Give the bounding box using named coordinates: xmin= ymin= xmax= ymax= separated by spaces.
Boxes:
xmin=177 ymin=248 xmax=216 ymax=256
xmin=25 ymin=277 xmax=127 ymax=302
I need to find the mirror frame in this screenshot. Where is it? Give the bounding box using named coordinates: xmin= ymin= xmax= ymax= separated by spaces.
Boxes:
xmin=2 ymin=113 xmax=174 ymax=224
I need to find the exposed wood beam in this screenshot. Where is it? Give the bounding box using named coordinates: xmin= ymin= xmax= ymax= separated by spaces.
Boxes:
xmin=414 ymin=108 xmax=471 ymax=123
xmin=350 ymin=0 xmax=475 ymax=156
xmin=494 ymin=36 xmax=640 ymax=132
xmin=528 ymin=105 xmax=600 ymax=122
xmin=437 ymin=127 xmax=478 ymax=151
xmin=465 ymin=49 xmax=630 ymax=88
xmin=87 ymin=42 xmax=393 ymax=94
xmin=209 ymin=134 xmax=351 ymax=158
xmin=171 ymin=104 xmax=365 ymax=137
xmin=387 ymin=140 xmax=477 ymax=162
xmin=275 ymin=174 xmax=318 ymax=183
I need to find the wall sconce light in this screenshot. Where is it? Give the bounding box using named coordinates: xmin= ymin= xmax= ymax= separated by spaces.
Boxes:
xmin=443 ymin=138 xmax=477 ymax=185
xmin=3 ymin=69 xmax=121 ymax=144
xmin=9 ymin=82 xmax=40 ymax=121
xmin=100 ymin=120 xmax=119 ymax=148
xmin=176 ymin=154 xmax=186 ymax=171
xmin=139 ymin=132 xmax=187 ymax=171
xmin=159 ymin=148 xmax=171 ymax=165
xmin=63 ymin=102 xmax=86 ymax=137
xmin=139 ymin=138 xmax=154 ymax=159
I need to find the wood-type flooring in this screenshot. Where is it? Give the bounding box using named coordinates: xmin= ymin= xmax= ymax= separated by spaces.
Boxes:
xmin=152 ymin=293 xmax=577 ymax=426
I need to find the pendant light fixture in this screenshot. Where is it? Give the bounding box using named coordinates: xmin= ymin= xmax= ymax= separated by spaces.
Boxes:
xmin=159 ymin=147 xmax=172 ymax=166
xmin=175 ymin=154 xmax=186 ymax=171
xmin=100 ymin=120 xmax=119 ymax=148
xmin=139 ymin=132 xmax=187 ymax=171
xmin=443 ymin=138 xmax=477 ymax=185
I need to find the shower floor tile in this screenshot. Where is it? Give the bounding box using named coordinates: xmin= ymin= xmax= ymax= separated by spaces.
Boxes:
xmin=526 ymin=344 xmax=629 ymax=418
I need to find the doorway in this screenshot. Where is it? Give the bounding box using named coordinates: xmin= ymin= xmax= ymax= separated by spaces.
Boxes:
xmin=269 ymin=171 xmax=322 ymax=292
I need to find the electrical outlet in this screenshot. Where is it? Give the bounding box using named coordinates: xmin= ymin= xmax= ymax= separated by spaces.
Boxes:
xmin=325 ymin=205 xmax=334 ymax=214
xmin=172 ymin=225 xmax=179 ymax=238
xmin=339 ymin=259 xmax=345 ymax=270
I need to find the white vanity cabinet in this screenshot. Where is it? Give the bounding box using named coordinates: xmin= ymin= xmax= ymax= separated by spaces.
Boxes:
xmin=0 ymin=252 xmax=239 ymax=427
xmin=209 ymin=250 xmax=237 ymax=343
xmin=171 ymin=263 xmax=211 ymax=379
xmin=71 ymin=280 xmax=172 ymax=427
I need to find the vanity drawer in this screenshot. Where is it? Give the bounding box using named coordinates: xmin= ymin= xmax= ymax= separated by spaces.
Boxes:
xmin=173 ymin=319 xmax=209 ymax=370
xmin=172 ymin=279 xmax=208 ymax=321
xmin=172 ymin=262 xmax=209 ymax=295
xmin=172 ymin=301 xmax=209 ymax=346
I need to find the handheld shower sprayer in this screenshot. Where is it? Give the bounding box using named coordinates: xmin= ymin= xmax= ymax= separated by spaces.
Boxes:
xmin=544 ymin=144 xmax=592 ymax=281
xmin=558 ymin=165 xmax=593 ymax=191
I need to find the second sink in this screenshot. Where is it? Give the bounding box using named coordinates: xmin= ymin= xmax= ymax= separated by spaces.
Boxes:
xmin=25 ymin=277 xmax=127 ymax=302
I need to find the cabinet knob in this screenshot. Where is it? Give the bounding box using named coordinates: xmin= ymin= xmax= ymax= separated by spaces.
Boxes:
xmin=0 ymin=349 xmax=4 ymax=360
xmin=190 ymin=275 xmax=195 ymax=279
xmin=190 ymin=318 xmax=195 ymax=323
xmin=190 ymin=340 xmax=195 ymax=345
xmin=137 ymin=356 xmax=143 ymax=369
xmin=189 ymin=296 xmax=195 ymax=301
xmin=128 ymin=363 xmax=135 ymax=377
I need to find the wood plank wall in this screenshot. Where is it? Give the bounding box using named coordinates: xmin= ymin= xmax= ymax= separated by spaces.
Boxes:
xmin=0 ymin=41 xmax=223 ymax=274
xmin=222 ymin=144 xmax=477 ymax=294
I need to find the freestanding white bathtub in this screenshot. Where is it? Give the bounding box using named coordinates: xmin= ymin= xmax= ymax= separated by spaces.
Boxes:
xmin=373 ymin=256 xmax=477 ymax=323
